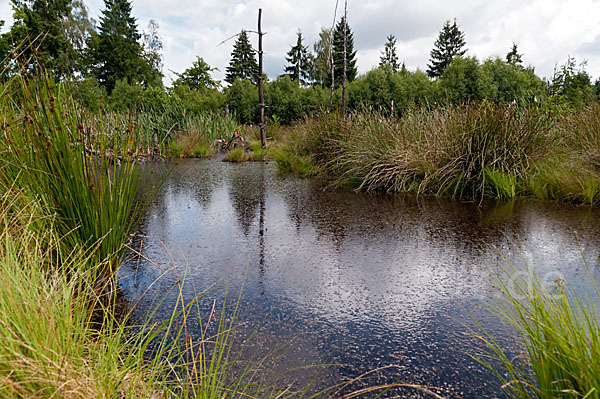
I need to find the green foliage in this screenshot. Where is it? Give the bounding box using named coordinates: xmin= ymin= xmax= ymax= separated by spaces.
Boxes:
xmin=225 ymin=30 xmax=258 ymax=85
xmin=549 ymin=56 xmax=595 ymax=105
xmin=73 ymin=76 xmax=106 ymax=111
xmin=485 ymin=168 xmax=519 ymax=199
xmin=427 ymin=19 xmax=467 ymax=78
xmin=87 ymin=0 xmax=151 ymax=92
xmin=172 ymin=56 xmax=219 ymax=90
xmin=226 ymin=78 xmax=258 ymax=123
xmin=108 ymin=78 xmax=143 ymax=111
xmin=284 ymin=30 xmax=313 ymax=85
xmin=6 ymin=0 xmax=75 ymax=77
xmin=478 ymin=58 xmax=544 ymax=102
xmin=348 ymin=67 xmax=439 ymax=115
xmin=440 ymin=56 xmax=544 ymax=103
xmin=473 ymin=260 xmax=600 ymax=399
xmin=0 ymin=20 xmax=10 ymax=72
xmin=171 ymin=84 xmax=225 ymax=113
xmin=272 ymin=149 xmax=319 ymax=177
xmin=440 ymin=56 xmax=483 ymax=102
xmin=312 ymin=28 xmax=332 ymax=87
xmin=506 ymin=42 xmax=523 ymax=66
xmin=140 ymin=84 xmax=170 ymax=111
xmin=139 ymin=19 xmax=164 ymax=88
xmin=348 ymin=67 xmax=395 ymax=112
xmin=379 ymin=34 xmax=400 ymax=72
xmin=327 ymin=16 xmax=357 ymax=87
xmin=224 ymin=147 xmax=248 ymax=162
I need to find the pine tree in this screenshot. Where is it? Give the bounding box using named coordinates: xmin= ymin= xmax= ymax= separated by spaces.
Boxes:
xmin=379 ymin=34 xmax=399 ymax=71
xmin=284 ymin=30 xmax=312 ymax=85
xmin=225 ymin=30 xmax=258 ymax=85
xmin=427 ymin=19 xmax=466 ymax=78
xmin=506 ymin=42 xmax=523 ymax=66
xmin=88 ymin=0 xmax=147 ymax=92
xmin=327 ymin=16 xmax=357 ymax=88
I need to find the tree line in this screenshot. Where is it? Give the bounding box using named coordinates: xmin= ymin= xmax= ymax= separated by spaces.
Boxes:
xmin=2 ymin=0 xmax=599 ymax=124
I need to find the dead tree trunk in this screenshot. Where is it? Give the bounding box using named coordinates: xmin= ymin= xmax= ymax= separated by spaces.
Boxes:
xmin=342 ymin=0 xmax=348 ymax=118
xmin=258 ymin=9 xmax=266 ymax=148
xmin=326 ymin=0 xmax=339 ymax=116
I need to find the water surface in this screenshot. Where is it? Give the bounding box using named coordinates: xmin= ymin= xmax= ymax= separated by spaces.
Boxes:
xmin=120 ymin=159 xmax=600 ymax=398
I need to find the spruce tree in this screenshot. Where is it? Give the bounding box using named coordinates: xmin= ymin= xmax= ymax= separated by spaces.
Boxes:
xmin=506 ymin=42 xmax=523 ymax=66
xmin=225 ymin=30 xmax=258 ymax=85
xmin=284 ymin=30 xmax=312 ymax=85
xmin=327 ymin=16 xmax=357 ymax=88
xmin=379 ymin=34 xmax=399 ymax=71
xmin=427 ymin=19 xmax=466 ymax=78
xmin=88 ymin=0 xmax=146 ymax=92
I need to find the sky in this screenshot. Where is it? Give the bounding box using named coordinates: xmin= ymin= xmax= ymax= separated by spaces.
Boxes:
xmin=2 ymin=0 xmax=600 ymax=87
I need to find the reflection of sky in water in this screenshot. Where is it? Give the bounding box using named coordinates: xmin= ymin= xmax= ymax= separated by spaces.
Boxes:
xmin=121 ymin=159 xmax=600 ymax=398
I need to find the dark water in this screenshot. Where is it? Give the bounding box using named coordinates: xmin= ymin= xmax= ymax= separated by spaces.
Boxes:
xmin=120 ymin=159 xmax=600 ymax=398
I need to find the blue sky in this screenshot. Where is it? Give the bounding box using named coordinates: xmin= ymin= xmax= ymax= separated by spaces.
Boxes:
xmin=2 ymin=0 xmax=600 ymax=86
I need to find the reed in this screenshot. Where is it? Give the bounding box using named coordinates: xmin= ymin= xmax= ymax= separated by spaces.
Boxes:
xmin=0 ymin=73 xmax=151 ymax=276
xmin=286 ymin=102 xmax=600 ymax=204
xmin=472 ymin=251 xmax=600 ymax=398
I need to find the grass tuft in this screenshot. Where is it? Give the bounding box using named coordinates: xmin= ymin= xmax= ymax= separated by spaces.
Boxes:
xmin=471 ymin=250 xmax=600 ymax=399
xmin=224 ymin=147 xmax=249 ymax=163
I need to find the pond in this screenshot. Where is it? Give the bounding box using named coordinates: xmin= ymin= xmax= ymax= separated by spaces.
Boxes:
xmin=119 ymin=158 xmax=600 ymax=398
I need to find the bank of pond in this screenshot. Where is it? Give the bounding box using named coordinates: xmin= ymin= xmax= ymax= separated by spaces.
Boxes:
xmin=1 ymin=75 xmax=600 ymax=398
xmin=166 ymin=101 xmax=600 ymax=207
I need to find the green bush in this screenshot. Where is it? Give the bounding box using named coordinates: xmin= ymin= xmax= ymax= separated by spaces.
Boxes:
xmin=225 ymin=78 xmax=258 ymax=124
xmin=108 ymin=79 xmax=144 ymax=111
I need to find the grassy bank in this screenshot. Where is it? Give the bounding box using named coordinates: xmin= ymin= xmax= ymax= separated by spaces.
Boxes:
xmin=473 ymin=253 xmax=600 ymax=398
xmin=282 ymin=102 xmax=600 ymax=205
xmin=0 ymin=73 xmax=309 ymax=398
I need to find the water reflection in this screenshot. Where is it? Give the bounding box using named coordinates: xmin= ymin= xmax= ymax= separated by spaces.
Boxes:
xmin=121 ymin=159 xmax=600 ymax=398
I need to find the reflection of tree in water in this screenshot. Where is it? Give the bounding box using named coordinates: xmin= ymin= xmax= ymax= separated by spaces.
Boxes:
xmin=227 ymin=163 xmax=264 ymax=236
xmin=282 ymin=183 xmax=533 ymax=258
xmin=168 ymin=159 xmax=222 ymax=207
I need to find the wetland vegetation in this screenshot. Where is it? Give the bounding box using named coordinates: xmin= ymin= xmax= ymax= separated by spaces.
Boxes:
xmin=1 ymin=0 xmax=600 ymax=397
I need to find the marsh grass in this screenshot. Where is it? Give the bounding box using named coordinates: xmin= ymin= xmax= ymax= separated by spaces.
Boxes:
xmin=0 ymin=73 xmax=152 ymax=276
xmin=272 ymin=149 xmax=320 ymax=177
xmin=224 ymin=147 xmax=249 ymax=163
xmin=0 ymin=197 xmax=165 ymax=397
xmin=286 ymin=102 xmax=600 ymax=204
xmin=485 ymin=168 xmax=520 ymax=200
xmin=471 ymin=249 xmax=600 ymax=398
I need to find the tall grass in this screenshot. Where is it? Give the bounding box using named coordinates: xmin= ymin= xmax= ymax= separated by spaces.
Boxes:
xmin=0 ymin=194 xmax=165 ymax=397
xmin=472 ymin=252 xmax=600 ymax=398
xmin=287 ymin=102 xmax=600 ymax=204
xmin=0 ymin=70 xmax=320 ymax=397
xmin=0 ymin=188 xmax=304 ymax=398
xmin=0 ymin=74 xmax=149 ymax=275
